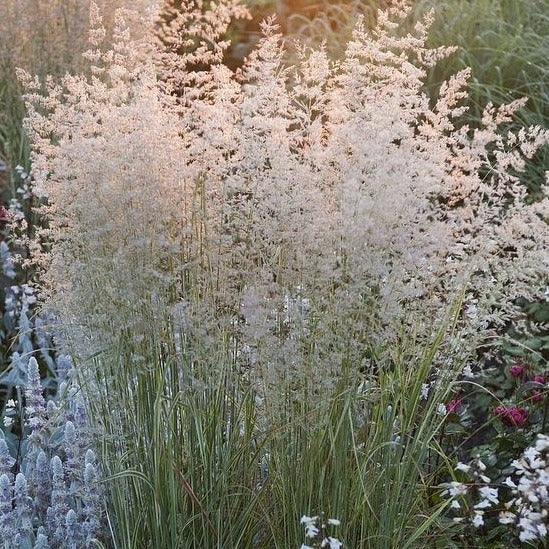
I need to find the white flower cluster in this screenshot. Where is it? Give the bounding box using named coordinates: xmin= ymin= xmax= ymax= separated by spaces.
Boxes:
xmin=441 ymin=439 xmax=549 ymax=542
xmin=440 ymin=456 xmax=496 ymax=528
xmin=499 ymin=434 xmax=549 ymax=543
xmin=300 ymin=514 xmax=342 ymax=549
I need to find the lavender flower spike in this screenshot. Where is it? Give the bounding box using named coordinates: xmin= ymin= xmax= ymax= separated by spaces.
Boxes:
xmin=0 ymin=438 xmax=15 ymax=479
xmin=0 ymin=473 xmax=15 ymax=543
xmin=33 ymin=532 xmax=51 ymax=549
xmin=25 ymin=357 xmax=47 ymax=434
xmin=14 ymin=472 xmax=33 ymax=540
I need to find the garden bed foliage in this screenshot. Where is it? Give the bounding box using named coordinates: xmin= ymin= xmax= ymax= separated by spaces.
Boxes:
xmin=0 ymin=0 xmax=547 ymax=547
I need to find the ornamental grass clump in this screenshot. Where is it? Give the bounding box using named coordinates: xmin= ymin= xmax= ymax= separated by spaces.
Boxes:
xmin=15 ymin=0 xmax=549 ymax=546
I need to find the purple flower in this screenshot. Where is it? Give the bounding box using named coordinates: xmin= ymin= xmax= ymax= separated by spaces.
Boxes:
xmin=494 ymin=405 xmax=528 ymax=426
xmin=0 ymin=439 xmax=15 ymax=479
xmin=509 ymin=364 xmax=524 ymax=378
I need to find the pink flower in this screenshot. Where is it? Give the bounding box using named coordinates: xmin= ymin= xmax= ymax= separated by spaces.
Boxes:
xmin=532 ymin=390 xmax=542 ymax=403
xmin=507 ymin=407 xmax=527 ymax=426
xmin=509 ymin=364 xmax=524 ymax=377
xmin=493 ymin=405 xmax=528 ymax=427
xmin=493 ymin=405 xmax=507 ymax=418
xmin=446 ymin=398 xmax=462 ymax=414
xmin=533 ymin=375 xmax=545 ymax=384
xmin=0 ymin=206 xmax=10 ymax=223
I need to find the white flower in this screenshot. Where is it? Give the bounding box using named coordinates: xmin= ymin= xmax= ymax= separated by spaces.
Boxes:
xmin=437 ymin=403 xmax=447 ymax=416
xmin=499 ymin=511 xmax=515 ymax=525
xmin=440 ymin=481 xmax=468 ymax=498
xmin=472 ymin=511 xmax=484 ymax=528
xmin=503 ymin=476 xmax=517 ymax=489
xmin=455 ymin=462 xmax=471 ymax=473
xmin=478 ymin=486 xmax=499 ymax=505
xmin=300 ymin=516 xmax=320 ymax=539
xmin=462 ymin=365 xmax=475 ymax=378
xmin=523 ymin=447 xmax=541 ymax=468
xmin=518 ymin=524 xmax=538 ymax=542
xmin=474 ymin=499 xmax=492 ymax=509
xmin=327 ymin=518 xmax=341 ymax=526
xmin=511 ymin=458 xmax=527 ymax=474
xmin=322 ymin=537 xmax=342 ymax=549
xmin=535 ymin=434 xmax=549 ymax=452
xmin=3 ymin=416 xmax=13 ymax=427
xmin=300 ymin=515 xmax=318 ymax=525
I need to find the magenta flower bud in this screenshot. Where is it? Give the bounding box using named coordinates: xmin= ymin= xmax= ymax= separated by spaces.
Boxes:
xmin=509 ymin=364 xmax=524 ymax=377
xmin=506 ymin=407 xmax=527 ymax=426
xmin=446 ymin=398 xmax=462 ymax=414
xmin=493 ymin=405 xmax=507 ymax=417
xmin=533 ymin=375 xmax=545 ymax=384
xmin=493 ymin=405 xmax=528 ymax=426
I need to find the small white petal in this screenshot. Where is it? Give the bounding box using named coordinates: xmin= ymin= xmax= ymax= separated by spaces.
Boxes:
xmin=456 ymin=462 xmax=471 ymax=473
xmin=472 ymin=512 xmax=484 ymax=528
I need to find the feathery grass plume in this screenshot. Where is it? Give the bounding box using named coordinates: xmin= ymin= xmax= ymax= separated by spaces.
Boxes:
xmin=18 ymin=7 xmax=188 ymax=358
xmin=22 ymin=0 xmax=547 ymax=373
xmin=0 ymin=0 xmax=159 ymax=199
xmin=154 ymin=0 xmax=250 ymax=97
xmin=18 ymin=0 xmax=547 ymax=426
xmin=219 ymin=6 xmax=547 ymax=405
